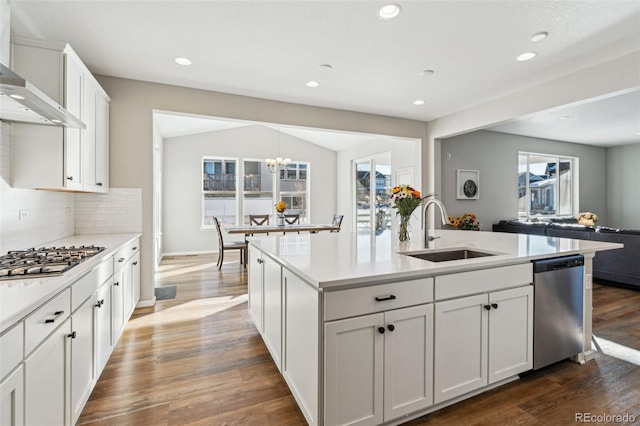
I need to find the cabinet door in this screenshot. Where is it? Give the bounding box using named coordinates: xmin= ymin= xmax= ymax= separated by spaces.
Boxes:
xmin=434 ymin=294 xmax=488 ymax=404
xmin=325 ymin=313 xmax=384 ymax=426
xmin=95 ymin=93 xmax=109 ymax=192
xmin=123 ymin=259 xmax=134 ymax=320
xmin=95 ymin=281 xmax=113 ymax=374
xmin=82 ymin=78 xmax=98 ymax=190
xmin=262 ymin=256 xmax=282 ymax=370
xmin=112 ymin=269 xmax=125 ymax=342
xmin=248 ymin=248 xmax=263 ymax=332
xmin=63 ymin=53 xmax=83 ymax=190
xmin=25 ymin=317 xmax=72 ymax=426
xmin=131 ymin=252 xmax=141 ymax=308
xmin=0 ymin=365 xmax=24 ymax=426
xmin=488 ymin=286 xmax=533 ymax=383
xmin=383 ymin=304 xmax=434 ymax=420
xmin=70 ymin=297 xmax=95 ymax=425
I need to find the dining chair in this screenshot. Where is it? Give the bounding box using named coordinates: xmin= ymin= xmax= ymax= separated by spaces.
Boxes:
xmin=214 ymin=217 xmax=247 ymax=270
xmin=332 ymin=214 xmax=344 ymax=228
xmin=249 ymin=214 xmax=269 ymax=226
xmin=284 ymin=214 xmax=300 ymax=224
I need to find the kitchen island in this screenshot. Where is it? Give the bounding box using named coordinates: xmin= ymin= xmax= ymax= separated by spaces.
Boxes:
xmin=247 ymin=230 xmax=621 ymax=426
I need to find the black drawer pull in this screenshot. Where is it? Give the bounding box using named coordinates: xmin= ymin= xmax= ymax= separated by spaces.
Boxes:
xmin=375 ymin=295 xmax=396 ymax=302
xmin=118 ymin=257 xmax=125 ymax=263
xmin=96 ymin=182 xmax=103 ymax=186
xmin=378 ymin=327 xmax=385 ymax=334
xmin=387 ymin=324 xmax=395 ymax=332
xmin=484 ymin=304 xmax=491 ymax=310
xmin=491 ymin=303 xmax=498 ymax=309
xmin=132 ymin=247 xmax=138 ymax=250
xmin=68 ymin=331 xmax=77 ymax=339
xmin=114 ymin=281 xmax=120 ymax=286
xmin=45 ymin=310 xmax=64 ymax=323
xmin=95 ymin=299 xmax=105 ymax=308
xmin=133 ymin=261 xmax=138 ymax=266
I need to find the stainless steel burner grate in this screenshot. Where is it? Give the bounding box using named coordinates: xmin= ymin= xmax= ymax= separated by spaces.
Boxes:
xmin=0 ymin=245 xmax=106 ymax=280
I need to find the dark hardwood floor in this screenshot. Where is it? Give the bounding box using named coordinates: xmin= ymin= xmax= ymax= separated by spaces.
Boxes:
xmin=78 ymin=254 xmax=640 ymax=425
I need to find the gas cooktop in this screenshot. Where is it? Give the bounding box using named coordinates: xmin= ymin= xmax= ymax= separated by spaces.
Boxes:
xmin=0 ymin=245 xmax=106 ymax=280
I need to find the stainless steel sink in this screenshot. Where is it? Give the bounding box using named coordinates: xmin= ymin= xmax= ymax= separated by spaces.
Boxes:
xmin=404 ymin=249 xmax=497 ymax=262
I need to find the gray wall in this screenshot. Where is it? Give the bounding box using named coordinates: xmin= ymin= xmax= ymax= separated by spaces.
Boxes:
xmin=440 ymin=130 xmax=608 ymax=230
xmin=607 ymin=143 xmax=640 ymax=229
xmin=163 ymin=125 xmax=336 ymax=254
xmin=95 ymin=75 xmax=428 ymax=305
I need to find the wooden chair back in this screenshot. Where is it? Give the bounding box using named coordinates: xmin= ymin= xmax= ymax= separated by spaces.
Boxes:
xmin=284 ymin=214 xmax=300 ymax=225
xmin=249 ymin=214 xmax=269 ymax=226
xmin=332 ymin=214 xmax=344 ymax=227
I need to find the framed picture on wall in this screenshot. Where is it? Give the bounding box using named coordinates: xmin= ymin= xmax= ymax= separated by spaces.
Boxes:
xmin=457 ymin=169 xmax=479 ymax=200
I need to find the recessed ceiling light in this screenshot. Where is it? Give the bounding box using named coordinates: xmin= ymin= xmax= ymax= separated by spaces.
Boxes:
xmin=516 ymin=52 xmax=537 ymax=61
xmin=557 ymin=116 xmax=570 ymax=120
xmin=420 ymin=69 xmax=435 ymax=77
xmin=10 ymin=94 xmax=25 ymax=100
xmin=378 ymin=4 xmax=402 ymax=20
xmin=318 ymin=64 xmax=332 ymax=71
xmin=306 ymin=81 xmax=320 ymax=88
xmin=413 ymin=100 xmax=425 ymax=106
xmin=174 ymin=57 xmax=192 ymax=66
xmin=530 ymin=32 xmax=548 ymax=42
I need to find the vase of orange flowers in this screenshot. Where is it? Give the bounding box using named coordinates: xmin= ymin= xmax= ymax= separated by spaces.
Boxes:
xmin=275 ymin=201 xmax=287 ymax=226
xmin=390 ymin=185 xmax=432 ymax=242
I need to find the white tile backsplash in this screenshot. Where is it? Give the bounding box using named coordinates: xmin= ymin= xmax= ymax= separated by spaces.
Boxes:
xmin=0 ymin=122 xmax=142 ymax=252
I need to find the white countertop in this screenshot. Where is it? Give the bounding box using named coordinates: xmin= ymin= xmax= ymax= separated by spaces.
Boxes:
xmin=249 ymin=229 xmax=623 ymax=290
xmin=0 ymin=233 xmax=141 ymax=334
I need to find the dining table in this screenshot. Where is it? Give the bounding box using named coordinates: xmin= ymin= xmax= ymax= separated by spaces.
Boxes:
xmin=224 ymin=223 xmax=341 ymax=241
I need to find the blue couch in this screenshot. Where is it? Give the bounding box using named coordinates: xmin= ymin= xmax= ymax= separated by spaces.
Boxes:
xmin=493 ymin=219 xmax=640 ymax=289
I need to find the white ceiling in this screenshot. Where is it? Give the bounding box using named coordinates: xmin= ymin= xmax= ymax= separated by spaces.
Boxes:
xmin=10 ymin=0 xmax=640 ymax=147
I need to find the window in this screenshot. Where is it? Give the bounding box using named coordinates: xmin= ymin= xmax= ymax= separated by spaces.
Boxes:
xmin=279 ymin=162 xmax=310 ymax=223
xmin=243 ymin=160 xmax=273 ymax=224
xmin=518 ymin=153 xmax=576 ymax=217
xmin=203 ymin=157 xmax=237 ymax=225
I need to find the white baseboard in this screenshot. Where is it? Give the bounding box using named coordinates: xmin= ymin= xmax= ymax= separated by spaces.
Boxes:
xmin=162 ymin=249 xmax=217 ymax=257
xmin=137 ymin=297 xmax=156 ymax=308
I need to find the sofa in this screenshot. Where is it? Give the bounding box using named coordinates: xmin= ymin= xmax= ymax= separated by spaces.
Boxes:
xmin=493 ymin=219 xmax=640 ymax=289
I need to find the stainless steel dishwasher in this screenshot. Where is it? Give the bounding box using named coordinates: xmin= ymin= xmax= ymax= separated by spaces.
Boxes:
xmin=533 ymin=255 xmax=584 ymax=370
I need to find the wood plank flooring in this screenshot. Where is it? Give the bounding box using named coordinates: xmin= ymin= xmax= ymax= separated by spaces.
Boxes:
xmin=78 ymin=254 xmax=640 ymax=425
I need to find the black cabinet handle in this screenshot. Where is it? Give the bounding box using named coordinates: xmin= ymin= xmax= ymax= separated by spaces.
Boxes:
xmin=118 ymin=257 xmax=125 ymax=263
xmin=257 ymin=258 xmax=264 ymax=264
xmin=95 ymin=299 xmax=104 ymax=308
xmin=387 ymin=324 xmax=395 ymax=332
xmin=491 ymin=303 xmax=498 ymax=309
xmin=132 ymin=247 xmax=138 ymax=250
xmin=68 ymin=331 xmax=77 ymax=339
xmin=484 ymin=304 xmax=491 ymax=310
xmin=45 ymin=310 xmax=64 ymax=323
xmin=374 ymin=295 xmax=396 ymax=302
xmin=96 ymin=182 xmax=103 ymax=186
xmin=114 ymin=281 xmax=120 ymax=286
xmin=378 ymin=327 xmax=385 ymax=334
xmin=133 ymin=261 xmax=138 ymax=266
xmin=67 ymin=176 xmax=73 ymax=181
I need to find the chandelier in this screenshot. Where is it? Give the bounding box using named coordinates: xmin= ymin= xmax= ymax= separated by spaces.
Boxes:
xmin=265 ymin=157 xmax=291 ymax=174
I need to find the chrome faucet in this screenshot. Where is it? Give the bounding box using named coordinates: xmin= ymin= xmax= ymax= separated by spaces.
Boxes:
xmin=423 ymin=198 xmax=449 ymax=248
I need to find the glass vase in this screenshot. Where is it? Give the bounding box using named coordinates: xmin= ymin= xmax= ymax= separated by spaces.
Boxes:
xmin=276 ymin=212 xmax=285 ymax=226
xmin=398 ymin=214 xmax=411 ymax=242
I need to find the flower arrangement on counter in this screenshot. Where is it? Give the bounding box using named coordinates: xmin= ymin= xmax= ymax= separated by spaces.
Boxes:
xmin=448 ymin=213 xmax=480 ymax=231
xmin=576 ymin=211 xmax=598 ymax=226
xmin=275 ymin=201 xmax=287 ymax=213
xmin=389 ymin=185 xmax=433 ymax=242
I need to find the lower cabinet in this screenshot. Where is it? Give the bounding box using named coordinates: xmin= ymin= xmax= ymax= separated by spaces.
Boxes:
xmin=25 ymin=317 xmax=72 ymax=426
xmin=0 ymin=365 xmax=24 ymax=426
xmin=262 ymin=255 xmax=283 ymax=369
xmin=248 ymin=248 xmax=264 ymax=332
xmin=112 ymin=268 xmax=125 ymax=343
xmin=70 ymin=297 xmax=96 ymax=425
xmin=434 ymin=285 xmax=533 ymax=404
xmin=95 ymin=279 xmax=113 ymax=374
xmin=324 ymin=304 xmax=434 ymax=426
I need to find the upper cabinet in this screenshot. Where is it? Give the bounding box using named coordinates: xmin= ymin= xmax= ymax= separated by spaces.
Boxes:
xmin=10 ymin=36 xmax=110 ymax=193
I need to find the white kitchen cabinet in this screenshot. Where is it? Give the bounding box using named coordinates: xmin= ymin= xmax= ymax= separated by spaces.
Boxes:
xmin=112 ymin=267 xmax=125 ymax=342
xmin=324 ymin=304 xmax=434 ymax=426
xmin=0 ymin=365 xmax=24 ymax=426
xmin=123 ymin=252 xmax=140 ymax=320
xmin=24 ymin=317 xmax=72 ymax=426
xmin=247 ymin=247 xmax=283 ymax=369
xmin=434 ymin=286 xmax=533 ymax=404
xmin=10 ymin=36 xmax=110 ymax=193
xmin=70 ymin=296 xmax=96 ymax=425
xmin=95 ymin=279 xmax=113 ymax=374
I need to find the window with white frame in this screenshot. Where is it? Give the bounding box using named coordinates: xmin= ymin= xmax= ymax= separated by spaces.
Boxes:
xmin=518 ymin=152 xmax=576 ymax=218
xmin=279 ymin=162 xmax=310 ymax=223
xmin=203 ymin=157 xmax=237 ymax=226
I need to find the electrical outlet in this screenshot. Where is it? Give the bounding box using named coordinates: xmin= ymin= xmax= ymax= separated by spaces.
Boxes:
xmin=446 ymin=152 xmax=452 ymax=160
xmin=19 ymin=210 xmax=28 ymax=221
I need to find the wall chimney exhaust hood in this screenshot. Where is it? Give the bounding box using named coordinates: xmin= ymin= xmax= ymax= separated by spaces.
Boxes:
xmin=0 ymin=63 xmax=85 ymax=129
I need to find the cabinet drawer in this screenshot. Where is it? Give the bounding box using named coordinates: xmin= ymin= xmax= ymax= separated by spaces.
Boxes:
xmin=435 ymin=263 xmax=533 ymax=300
xmin=113 ymin=238 xmax=140 ymax=272
xmin=0 ymin=322 xmax=24 ymax=380
xmin=71 ymin=258 xmax=113 ymax=312
xmin=324 ymin=278 xmax=434 ymax=322
xmin=25 ymin=288 xmax=71 ymax=355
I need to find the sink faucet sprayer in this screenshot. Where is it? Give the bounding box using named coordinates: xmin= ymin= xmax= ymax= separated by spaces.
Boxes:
xmin=423 ymin=198 xmax=449 ymax=248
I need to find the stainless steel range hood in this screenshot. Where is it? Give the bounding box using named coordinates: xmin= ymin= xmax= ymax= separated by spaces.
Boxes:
xmin=0 ymin=63 xmax=85 ymax=129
